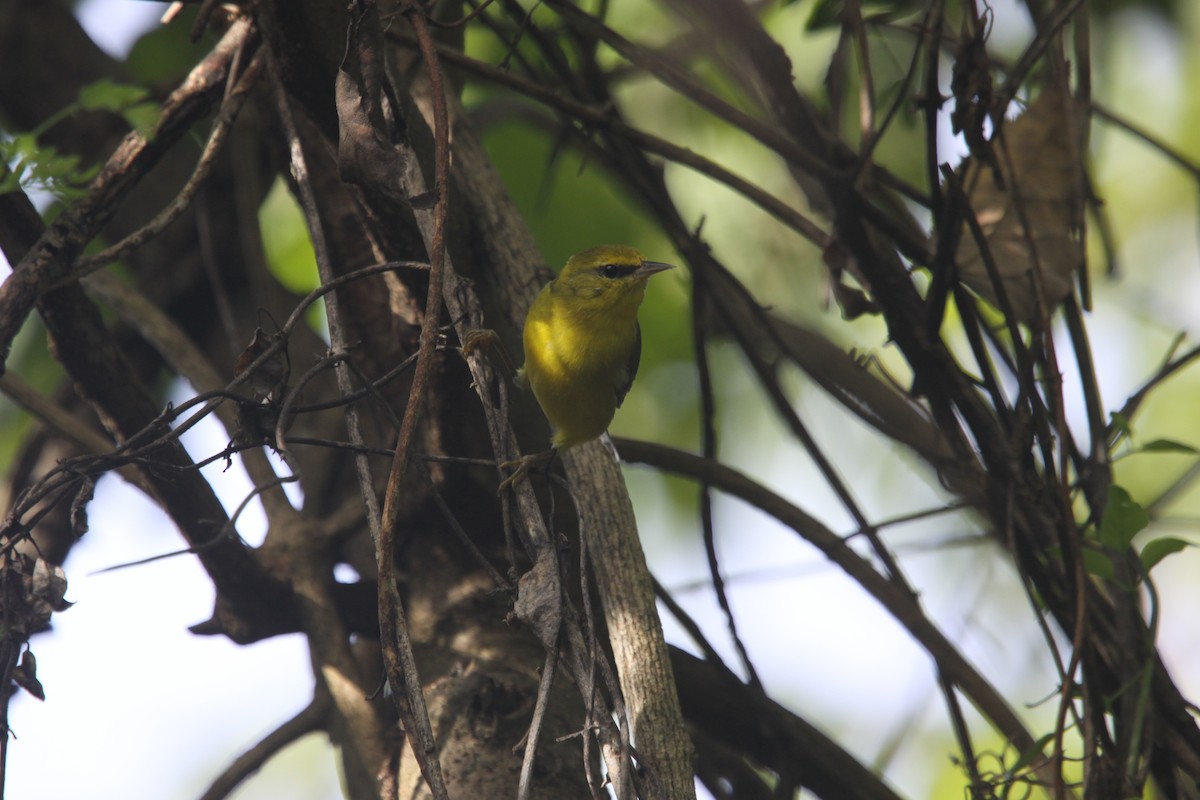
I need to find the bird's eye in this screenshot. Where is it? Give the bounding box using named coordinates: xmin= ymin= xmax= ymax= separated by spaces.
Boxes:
xmin=599 ymin=264 xmax=635 ymax=279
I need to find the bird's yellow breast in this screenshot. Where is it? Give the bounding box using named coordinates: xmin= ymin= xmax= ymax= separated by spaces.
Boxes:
xmin=521 ymin=278 xmax=644 ymax=448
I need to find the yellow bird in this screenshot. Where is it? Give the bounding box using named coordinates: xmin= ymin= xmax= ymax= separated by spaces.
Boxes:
xmin=517 ymin=244 xmax=673 ymax=451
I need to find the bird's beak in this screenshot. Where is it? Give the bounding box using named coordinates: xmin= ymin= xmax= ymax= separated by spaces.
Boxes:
xmin=635 ymin=260 xmax=675 ymax=278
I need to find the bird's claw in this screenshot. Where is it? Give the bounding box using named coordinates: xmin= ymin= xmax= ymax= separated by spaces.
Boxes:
xmin=461 ymin=328 xmax=499 ymax=356
xmin=496 ymin=449 xmax=555 ymax=494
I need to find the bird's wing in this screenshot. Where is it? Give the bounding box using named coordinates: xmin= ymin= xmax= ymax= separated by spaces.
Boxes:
xmin=614 ymin=323 xmax=642 ymax=408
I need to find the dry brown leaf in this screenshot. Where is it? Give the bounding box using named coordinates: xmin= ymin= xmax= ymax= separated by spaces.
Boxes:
xmin=955 ymin=84 xmax=1085 ymax=325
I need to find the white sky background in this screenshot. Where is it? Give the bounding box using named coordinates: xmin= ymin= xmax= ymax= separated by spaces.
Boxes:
xmin=5 ymin=2 xmax=1200 ymax=800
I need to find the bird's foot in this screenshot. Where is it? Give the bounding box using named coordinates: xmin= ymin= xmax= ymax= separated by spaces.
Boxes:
xmin=461 ymin=328 xmax=498 ymax=355
xmin=461 ymin=328 xmax=519 ymax=378
xmin=497 ymin=449 xmax=556 ymax=494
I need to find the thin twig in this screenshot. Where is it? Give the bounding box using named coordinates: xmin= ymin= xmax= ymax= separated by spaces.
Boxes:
xmin=614 ymin=437 xmax=1054 ymax=784
xmin=74 ymin=50 xmax=266 ymax=273
xmin=991 ymin=0 xmax=1087 ymax=123
xmin=1091 ymin=102 xmax=1200 ymax=180
xmin=690 ymin=275 xmax=761 ymax=690
xmin=262 ymin=25 xmax=394 ymax=795
xmin=196 ymin=690 xmax=331 ymax=800
xmin=844 ymin=0 xmax=876 ymax=146
xmin=388 ymin=31 xmax=830 ymax=248
xmin=273 ymin=351 xmax=351 ymax=477
xmin=516 ymin=646 xmax=559 ymax=800
xmin=372 ymin=2 xmax=454 ymax=796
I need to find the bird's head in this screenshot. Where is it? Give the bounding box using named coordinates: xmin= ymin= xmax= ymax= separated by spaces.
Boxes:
xmin=552 ymin=245 xmax=674 ymax=310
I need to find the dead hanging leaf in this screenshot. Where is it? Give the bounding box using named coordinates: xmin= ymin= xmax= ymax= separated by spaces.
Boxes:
xmin=29 ymin=556 xmax=72 ymax=620
xmin=70 ymin=475 xmax=95 ymax=538
xmin=15 ymin=650 xmax=45 ymax=700
xmin=1 ymin=553 xmax=72 ymax=643
xmin=955 ymin=84 xmax=1084 ymax=325
xmin=233 ymin=320 xmax=292 ymax=446
xmin=823 ymin=237 xmax=881 ymax=320
xmin=233 ymin=323 xmax=290 ymax=405
xmin=950 ymin=20 xmax=995 ymax=169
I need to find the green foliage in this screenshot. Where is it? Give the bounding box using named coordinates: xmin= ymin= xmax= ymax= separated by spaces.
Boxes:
xmin=77 ymin=78 xmax=147 ymax=114
xmin=0 ymin=318 xmax=64 ymax=470
xmin=480 ymin=117 xmax=663 ymax=266
xmin=126 ymin=9 xmax=211 ymax=85
xmin=77 ymin=78 xmax=159 ymax=138
xmin=1010 ymin=732 xmax=1058 ymax=775
xmin=1098 ymin=485 xmax=1151 ymax=550
xmin=803 ymin=0 xmax=924 ymax=31
xmin=929 ymin=732 xmax=1064 ymax=799
xmin=257 ymin=178 xmax=326 ymax=333
xmin=0 ymin=134 xmax=97 ymax=201
xmin=1091 ymin=0 xmax=1186 ymax=19
xmin=1140 ymin=536 xmax=1191 ymax=573
xmin=258 ymin=178 xmax=319 ymax=293
xmin=1109 ymin=410 xmax=1133 ymax=441
xmin=1084 ymin=481 xmax=1191 ymax=578
xmin=0 ymin=78 xmax=158 ymax=201
xmin=1138 ymin=438 xmax=1198 ymax=455
xmin=1083 ymin=546 xmax=1117 ymax=580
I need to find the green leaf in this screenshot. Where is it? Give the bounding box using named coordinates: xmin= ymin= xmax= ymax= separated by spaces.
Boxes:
xmin=1109 ymin=411 xmax=1132 ymax=438
xmin=121 ymin=103 xmax=161 ymax=139
xmin=31 ymin=150 xmax=82 ymax=182
xmin=1082 ymin=547 xmax=1116 ymax=580
xmin=258 ymin=178 xmax=318 ymax=293
xmin=78 ymin=78 xmax=149 ymax=112
xmin=804 ymin=0 xmax=920 ymax=28
xmin=5 ymin=132 xmax=39 ymax=161
xmin=0 ymin=135 xmax=32 ymax=193
xmin=1009 ymin=732 xmax=1057 ymax=774
xmin=1140 ymin=537 xmax=1190 ymax=572
xmin=1098 ymin=485 xmax=1150 ymax=550
xmin=805 ymin=0 xmax=840 ymax=28
xmin=1140 ymin=438 xmax=1198 ymax=454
